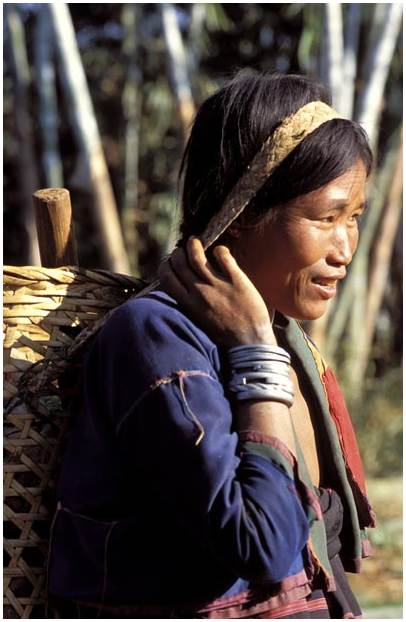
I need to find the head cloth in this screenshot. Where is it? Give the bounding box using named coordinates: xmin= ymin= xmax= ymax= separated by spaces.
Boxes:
xmin=199 ymin=100 xmax=344 ymax=250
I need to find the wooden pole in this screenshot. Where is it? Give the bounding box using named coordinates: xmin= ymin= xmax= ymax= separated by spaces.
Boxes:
xmin=33 ymin=188 xmax=79 ymax=268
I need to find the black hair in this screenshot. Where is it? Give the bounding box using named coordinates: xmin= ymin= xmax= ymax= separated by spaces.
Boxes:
xmin=177 ymin=69 xmax=373 ymax=245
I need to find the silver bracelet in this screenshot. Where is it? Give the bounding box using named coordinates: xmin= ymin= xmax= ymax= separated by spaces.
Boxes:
xmin=229 ymin=371 xmax=293 ymax=390
xmin=231 ymin=362 xmax=291 ymax=377
xmin=229 ymin=349 xmax=291 ymax=365
xmin=228 ymin=344 xmax=290 ymax=356
xmin=230 ymin=385 xmax=294 ymax=407
xmin=226 ymin=343 xmax=294 ymax=408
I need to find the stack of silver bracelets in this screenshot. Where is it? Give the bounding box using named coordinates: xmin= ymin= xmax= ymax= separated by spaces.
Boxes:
xmin=227 ymin=344 xmax=294 ymax=408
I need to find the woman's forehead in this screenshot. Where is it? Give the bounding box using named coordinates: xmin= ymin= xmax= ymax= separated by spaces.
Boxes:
xmin=319 ymin=168 xmax=366 ymax=201
xmin=289 ymin=160 xmax=367 ymax=207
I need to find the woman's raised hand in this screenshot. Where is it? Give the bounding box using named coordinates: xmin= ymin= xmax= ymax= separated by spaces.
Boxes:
xmin=158 ymin=237 xmax=276 ymax=348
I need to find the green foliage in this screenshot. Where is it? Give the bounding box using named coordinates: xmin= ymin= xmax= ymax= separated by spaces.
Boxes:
xmin=148 ymin=191 xmax=179 ymax=254
xmin=297 ymin=5 xmax=322 ymax=74
xmin=283 ymin=4 xmax=304 ymax=18
xmin=142 ymin=79 xmax=175 ymax=151
xmin=205 ymin=4 xmax=233 ymax=33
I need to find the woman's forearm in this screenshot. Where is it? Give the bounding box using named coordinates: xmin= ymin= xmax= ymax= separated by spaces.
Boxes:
xmin=234 ymin=400 xmax=296 ymax=456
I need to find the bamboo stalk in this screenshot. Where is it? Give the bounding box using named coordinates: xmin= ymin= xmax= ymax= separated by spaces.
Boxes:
xmin=49 ymin=3 xmax=130 ymax=274
xmin=357 ymin=3 xmax=387 ymax=103
xmin=361 ymin=132 xmax=403 ymax=376
xmin=323 ymin=3 xmax=344 ymax=111
xmin=188 ymin=4 xmax=206 ymax=77
xmin=33 ymin=188 xmax=79 ymax=268
xmin=5 ymin=4 xmax=41 ymax=266
xmin=339 ymin=253 xmax=368 ymax=401
xmin=341 ymin=3 xmax=362 ymax=119
xmin=121 ymin=4 xmax=141 ymax=276
xmin=35 ymin=5 xmax=64 ymax=188
xmin=356 ymin=3 xmax=402 ymax=150
xmin=161 ymin=3 xmax=196 ymax=143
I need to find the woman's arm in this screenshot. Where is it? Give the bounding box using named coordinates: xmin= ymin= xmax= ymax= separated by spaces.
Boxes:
xmin=235 ymin=400 xmax=296 ymax=457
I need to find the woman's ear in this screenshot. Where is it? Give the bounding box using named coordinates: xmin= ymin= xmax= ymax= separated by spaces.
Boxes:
xmin=227 ymin=226 xmax=241 ymax=238
xmin=212 ymin=228 xmax=239 ymax=261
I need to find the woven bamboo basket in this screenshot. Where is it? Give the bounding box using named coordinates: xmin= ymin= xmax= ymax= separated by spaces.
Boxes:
xmin=3 ymin=265 xmax=146 ymax=619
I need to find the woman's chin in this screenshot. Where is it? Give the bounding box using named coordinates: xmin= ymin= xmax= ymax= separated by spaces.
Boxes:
xmin=278 ymin=300 xmax=329 ymax=322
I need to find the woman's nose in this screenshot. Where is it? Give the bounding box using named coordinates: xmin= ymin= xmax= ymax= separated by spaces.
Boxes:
xmin=327 ymin=225 xmax=355 ymax=266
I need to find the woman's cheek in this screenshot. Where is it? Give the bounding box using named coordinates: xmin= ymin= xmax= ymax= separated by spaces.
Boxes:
xmin=285 ymin=226 xmax=325 ymax=266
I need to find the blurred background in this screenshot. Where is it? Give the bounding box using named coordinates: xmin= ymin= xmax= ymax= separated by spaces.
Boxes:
xmin=3 ymin=3 xmax=402 ymax=617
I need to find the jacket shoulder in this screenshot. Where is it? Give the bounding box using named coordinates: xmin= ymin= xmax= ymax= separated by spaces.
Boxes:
xmin=95 ymin=289 xmax=220 ymax=374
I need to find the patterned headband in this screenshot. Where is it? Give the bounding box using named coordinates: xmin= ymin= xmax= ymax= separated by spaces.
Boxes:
xmin=199 ymin=100 xmax=344 ymax=249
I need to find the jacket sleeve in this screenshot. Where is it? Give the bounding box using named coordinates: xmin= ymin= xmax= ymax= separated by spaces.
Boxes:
xmin=96 ymin=297 xmax=316 ymax=584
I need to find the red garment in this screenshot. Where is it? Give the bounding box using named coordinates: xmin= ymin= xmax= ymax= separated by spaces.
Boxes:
xmin=322 ymin=368 xmax=376 ymax=528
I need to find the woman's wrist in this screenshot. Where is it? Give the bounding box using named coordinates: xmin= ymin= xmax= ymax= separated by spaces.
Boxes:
xmin=229 ymin=324 xmax=277 ymax=347
xmin=255 ymin=327 xmax=278 ymax=346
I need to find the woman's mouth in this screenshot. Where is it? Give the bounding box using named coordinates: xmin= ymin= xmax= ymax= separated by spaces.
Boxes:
xmin=311 ymin=277 xmax=338 ymax=299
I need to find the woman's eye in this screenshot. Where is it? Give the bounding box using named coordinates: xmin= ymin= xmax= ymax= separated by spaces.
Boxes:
xmin=349 ymin=213 xmax=362 ymax=223
xmin=320 ymin=216 xmax=335 ymax=223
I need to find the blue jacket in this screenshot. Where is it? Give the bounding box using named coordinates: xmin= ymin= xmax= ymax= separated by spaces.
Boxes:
xmin=48 ymin=290 xmax=323 ymax=611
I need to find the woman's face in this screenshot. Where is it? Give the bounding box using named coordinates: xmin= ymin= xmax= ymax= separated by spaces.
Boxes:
xmin=232 ymin=159 xmax=368 ymax=321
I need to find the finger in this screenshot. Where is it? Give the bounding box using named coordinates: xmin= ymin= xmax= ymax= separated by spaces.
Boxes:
xmin=169 ymin=247 xmax=204 ymax=291
xmin=187 ymin=237 xmax=222 ymax=283
xmin=212 ymin=245 xmax=244 ymax=284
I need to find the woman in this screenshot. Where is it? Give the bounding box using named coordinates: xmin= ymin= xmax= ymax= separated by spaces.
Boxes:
xmin=48 ymin=71 xmax=376 ymax=618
